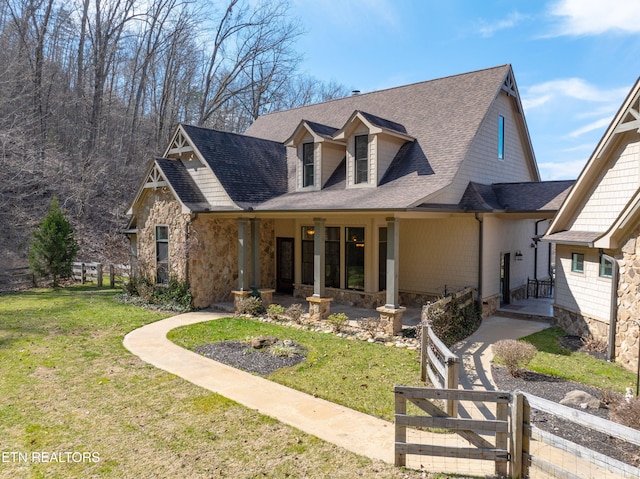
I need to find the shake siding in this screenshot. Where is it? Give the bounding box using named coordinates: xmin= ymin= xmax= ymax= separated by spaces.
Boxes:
xmin=572 ymin=138 xmax=640 ymax=232
xmin=183 ymin=159 xmax=235 ymax=207
xmin=440 ymin=92 xmax=534 ymax=204
xmin=399 ymin=217 xmax=478 ymax=294
xmin=555 ymin=245 xmax=611 ymax=321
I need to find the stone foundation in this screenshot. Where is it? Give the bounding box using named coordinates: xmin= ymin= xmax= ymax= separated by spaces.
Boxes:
xmin=480 ymin=295 xmax=500 ymax=318
xmin=553 ymin=305 xmax=609 ymax=345
xmin=294 ymin=284 xmax=385 ymax=309
xmin=510 ymin=284 xmax=527 ymax=302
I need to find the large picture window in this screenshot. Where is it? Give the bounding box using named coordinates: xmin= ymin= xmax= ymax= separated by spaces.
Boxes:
xmin=354 ymin=135 xmax=368 ymax=184
xmin=378 ymin=227 xmax=387 ymax=291
xmin=302 ymin=142 xmax=314 ymax=187
xmin=301 ymin=226 xmax=340 ymax=288
xmin=345 ymin=227 xmax=365 ymax=290
xmin=156 ymin=226 xmax=169 ymax=284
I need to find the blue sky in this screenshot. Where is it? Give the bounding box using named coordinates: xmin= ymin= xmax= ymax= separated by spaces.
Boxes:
xmin=289 ymin=0 xmax=640 ymax=181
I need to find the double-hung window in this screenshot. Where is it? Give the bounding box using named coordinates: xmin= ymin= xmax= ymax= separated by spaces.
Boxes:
xmin=156 ymin=226 xmax=169 ymax=284
xmin=354 ymin=135 xmax=368 ymax=184
xmin=600 ymin=255 xmax=613 ymax=278
xmin=571 ymin=253 xmax=584 ymax=273
xmin=302 ymin=142 xmax=314 ymax=187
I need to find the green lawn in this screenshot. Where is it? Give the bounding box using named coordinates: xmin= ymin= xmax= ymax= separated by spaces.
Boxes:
xmin=168 ymin=317 xmax=427 ymax=422
xmin=520 ymin=327 xmax=637 ymax=393
xmin=0 ymin=286 xmax=450 ymax=479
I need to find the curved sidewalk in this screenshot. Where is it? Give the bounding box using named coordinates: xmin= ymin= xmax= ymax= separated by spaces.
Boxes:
xmin=123 ymin=311 xmax=548 ymax=473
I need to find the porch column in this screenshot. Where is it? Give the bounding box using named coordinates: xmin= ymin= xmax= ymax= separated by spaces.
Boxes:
xmin=307 ymin=217 xmax=332 ymax=320
xmin=377 ymin=217 xmax=405 ymax=335
xmin=385 ymin=217 xmax=400 ymax=309
xmin=313 ymin=217 xmax=326 ymax=297
xmin=236 ymin=218 xmax=249 ymax=291
xmin=250 ymin=218 xmax=261 ymax=289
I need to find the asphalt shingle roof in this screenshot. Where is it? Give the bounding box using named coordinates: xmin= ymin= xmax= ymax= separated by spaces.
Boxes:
xmin=246 ymin=65 xmax=513 ymax=209
xmin=181 ymin=124 xmax=287 ymax=207
xmin=458 ymin=180 xmax=575 ymax=212
xmin=155 ymin=158 xmax=209 ymax=211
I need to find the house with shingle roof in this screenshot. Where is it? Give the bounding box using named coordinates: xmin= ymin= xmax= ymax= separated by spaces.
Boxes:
xmin=126 ymin=64 xmax=572 ymax=329
xmin=544 ymin=76 xmax=640 ymax=373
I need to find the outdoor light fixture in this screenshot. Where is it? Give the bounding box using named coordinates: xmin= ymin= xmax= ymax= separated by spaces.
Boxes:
xmin=306 ymin=227 xmax=315 ymax=236
xmin=515 ymin=251 xmax=523 ymax=261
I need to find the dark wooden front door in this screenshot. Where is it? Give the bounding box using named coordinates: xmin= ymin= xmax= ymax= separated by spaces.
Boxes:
xmin=500 ymin=253 xmax=511 ymax=305
xmin=276 ymin=237 xmax=294 ymax=294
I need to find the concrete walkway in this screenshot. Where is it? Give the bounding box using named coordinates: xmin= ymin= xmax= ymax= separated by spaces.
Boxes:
xmin=123 ymin=307 xmax=549 ymax=476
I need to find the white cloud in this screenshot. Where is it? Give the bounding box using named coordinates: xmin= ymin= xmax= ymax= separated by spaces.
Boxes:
xmin=538 ymin=158 xmax=588 ymax=181
xmin=478 ymin=12 xmax=528 ymax=38
xmin=568 ymin=117 xmax=612 ymax=138
xmin=523 ymin=78 xmax=627 ymax=107
xmin=549 ymin=0 xmax=640 ymax=36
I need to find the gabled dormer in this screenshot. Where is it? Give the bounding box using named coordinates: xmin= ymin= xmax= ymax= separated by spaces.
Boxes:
xmin=333 ymin=111 xmax=414 ymax=188
xmin=285 ymin=120 xmax=343 ymax=191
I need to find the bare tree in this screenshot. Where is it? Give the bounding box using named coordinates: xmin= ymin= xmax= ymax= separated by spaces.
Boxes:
xmin=196 ymin=0 xmax=301 ymax=127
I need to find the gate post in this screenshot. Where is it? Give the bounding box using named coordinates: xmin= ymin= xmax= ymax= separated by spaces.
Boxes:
xmin=394 ymin=390 xmax=407 ymax=467
xmin=96 ymin=263 xmax=103 ymax=287
xmin=510 ymin=392 xmax=524 ymax=479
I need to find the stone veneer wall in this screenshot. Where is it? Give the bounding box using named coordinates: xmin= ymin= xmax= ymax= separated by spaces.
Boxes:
xmin=616 ymin=233 xmax=640 ymax=372
xmin=552 ymin=230 xmax=640 ymax=373
xmin=188 ymin=217 xmax=275 ymax=309
xmin=135 ymin=190 xmax=190 ymax=283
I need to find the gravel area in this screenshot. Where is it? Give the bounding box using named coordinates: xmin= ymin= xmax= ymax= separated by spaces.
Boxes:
xmin=492 ymin=363 xmax=640 ymax=468
xmin=194 ymin=340 xmax=307 ymax=376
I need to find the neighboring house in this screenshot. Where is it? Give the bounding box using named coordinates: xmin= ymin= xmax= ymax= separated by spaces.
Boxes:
xmin=544 ymin=76 xmax=640 ymax=373
xmin=126 ymin=64 xmax=572 ymax=330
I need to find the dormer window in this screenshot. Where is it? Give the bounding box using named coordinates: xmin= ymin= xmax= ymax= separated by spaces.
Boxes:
xmin=303 ymin=142 xmax=314 ymax=187
xmin=355 ymin=135 xmax=369 ymax=184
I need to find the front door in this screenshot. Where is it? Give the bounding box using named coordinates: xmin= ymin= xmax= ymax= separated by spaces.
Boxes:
xmin=276 ymin=237 xmax=294 ymax=294
xmin=500 ymin=253 xmax=511 ymax=305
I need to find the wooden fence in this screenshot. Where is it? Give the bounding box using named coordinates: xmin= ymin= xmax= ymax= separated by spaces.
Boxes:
xmin=72 ymin=262 xmax=130 ymax=288
xmin=395 ymin=387 xmax=510 ymax=477
xmin=394 ymin=386 xmax=640 ymax=479
xmin=419 ymin=324 xmax=459 ymax=416
xmin=0 ymin=267 xmax=35 ymax=292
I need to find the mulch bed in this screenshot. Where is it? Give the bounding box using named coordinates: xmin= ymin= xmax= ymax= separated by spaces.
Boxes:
xmin=492 ymin=362 xmax=640 ymax=468
xmin=194 ymin=340 xmax=307 ymax=376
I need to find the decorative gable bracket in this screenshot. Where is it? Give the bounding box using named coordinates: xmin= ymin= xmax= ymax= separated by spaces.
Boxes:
xmin=167 ymin=130 xmax=193 ymax=156
xmin=144 ymin=164 xmax=168 ymax=189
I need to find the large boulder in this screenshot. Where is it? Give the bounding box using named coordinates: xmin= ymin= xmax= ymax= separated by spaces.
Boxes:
xmin=560 ymin=390 xmax=603 ymax=409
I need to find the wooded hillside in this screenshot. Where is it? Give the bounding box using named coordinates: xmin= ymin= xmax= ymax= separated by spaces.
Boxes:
xmin=0 ymin=0 xmax=347 ymax=270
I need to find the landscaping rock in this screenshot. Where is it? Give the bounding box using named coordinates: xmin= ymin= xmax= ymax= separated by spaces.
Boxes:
xmin=559 ymin=390 xmax=603 ymax=409
xmin=250 ymin=336 xmax=277 ymax=349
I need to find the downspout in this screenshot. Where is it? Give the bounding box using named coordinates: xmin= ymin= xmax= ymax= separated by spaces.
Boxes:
xmin=601 ymin=251 xmax=619 ymax=362
xmin=534 ymin=219 xmax=548 ymax=280
xmin=475 ymin=213 xmax=483 ymax=302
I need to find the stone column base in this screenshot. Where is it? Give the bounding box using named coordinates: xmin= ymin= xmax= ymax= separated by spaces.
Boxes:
xmin=258 ymin=289 xmax=275 ymax=307
xmin=232 ymin=290 xmax=252 ymax=313
xmin=377 ymin=305 xmax=406 ymax=335
xmin=306 ymin=296 xmax=333 ymax=321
